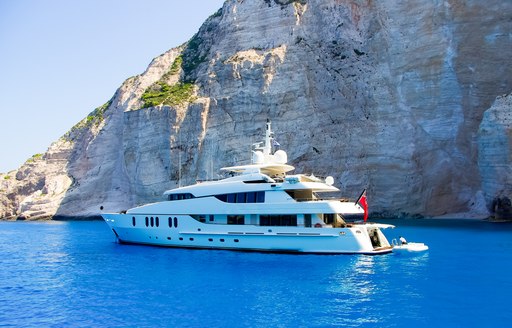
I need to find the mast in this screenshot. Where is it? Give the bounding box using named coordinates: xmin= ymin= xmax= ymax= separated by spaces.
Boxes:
xmin=263 ymin=119 xmax=273 ymax=156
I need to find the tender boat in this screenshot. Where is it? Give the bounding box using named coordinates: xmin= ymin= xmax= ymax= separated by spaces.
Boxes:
xmin=102 ymin=120 xmax=396 ymax=254
xmin=392 ymin=239 xmax=429 ymax=252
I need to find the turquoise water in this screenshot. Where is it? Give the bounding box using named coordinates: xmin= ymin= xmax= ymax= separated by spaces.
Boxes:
xmin=0 ymin=219 xmax=511 ymax=327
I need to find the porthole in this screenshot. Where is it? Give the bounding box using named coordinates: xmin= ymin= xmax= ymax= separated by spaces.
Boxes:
xmin=167 ymin=237 xmax=171 ymax=240
xmin=189 ymin=238 xmax=194 ymax=241
xmin=208 ymin=238 xmax=213 ymax=242
xmin=179 ymin=237 xmax=183 ymax=241
xmin=220 ymin=239 xmax=225 ymax=242
xmin=234 ymin=239 xmax=239 ymax=243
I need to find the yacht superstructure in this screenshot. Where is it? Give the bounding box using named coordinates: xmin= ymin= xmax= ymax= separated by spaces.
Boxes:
xmin=102 ymin=121 xmax=394 ymax=254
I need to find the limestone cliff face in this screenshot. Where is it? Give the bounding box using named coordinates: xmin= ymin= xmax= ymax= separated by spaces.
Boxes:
xmin=1 ymin=0 xmax=511 ymax=220
xmin=478 ymin=93 xmax=512 ymax=219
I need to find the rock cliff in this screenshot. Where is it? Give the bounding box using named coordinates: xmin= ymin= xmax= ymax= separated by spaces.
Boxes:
xmin=1 ymin=0 xmax=511 ymax=220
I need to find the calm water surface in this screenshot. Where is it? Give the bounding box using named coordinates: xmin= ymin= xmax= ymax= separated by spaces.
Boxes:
xmin=0 ymin=219 xmax=511 ymax=327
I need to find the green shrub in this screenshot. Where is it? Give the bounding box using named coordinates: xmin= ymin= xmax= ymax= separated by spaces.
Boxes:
xmin=181 ymin=33 xmax=208 ymax=83
xmin=168 ymin=55 xmax=183 ymax=76
xmin=141 ymin=82 xmax=196 ymax=109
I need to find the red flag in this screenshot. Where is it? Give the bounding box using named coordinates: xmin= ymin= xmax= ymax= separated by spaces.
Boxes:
xmin=356 ymin=189 xmax=368 ymax=222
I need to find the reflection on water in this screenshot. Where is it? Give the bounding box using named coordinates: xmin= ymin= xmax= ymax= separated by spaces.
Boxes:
xmin=1 ymin=220 xmax=511 ymax=327
xmin=321 ymin=252 xmax=431 ymax=326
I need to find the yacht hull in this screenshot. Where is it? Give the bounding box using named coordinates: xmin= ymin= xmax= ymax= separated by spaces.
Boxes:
xmin=103 ymin=213 xmax=393 ymax=255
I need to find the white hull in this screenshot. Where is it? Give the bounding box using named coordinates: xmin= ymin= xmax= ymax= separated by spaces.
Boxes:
xmin=103 ymin=214 xmax=393 ymax=255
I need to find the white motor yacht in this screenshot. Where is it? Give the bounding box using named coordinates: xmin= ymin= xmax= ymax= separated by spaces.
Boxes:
xmin=102 ymin=120 xmax=395 ymax=254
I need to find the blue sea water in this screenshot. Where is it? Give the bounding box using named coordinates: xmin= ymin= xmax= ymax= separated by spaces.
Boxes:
xmin=0 ymin=219 xmax=511 ymax=327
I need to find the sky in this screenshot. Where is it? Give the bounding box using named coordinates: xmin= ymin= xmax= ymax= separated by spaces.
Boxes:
xmin=0 ymin=0 xmax=225 ymax=173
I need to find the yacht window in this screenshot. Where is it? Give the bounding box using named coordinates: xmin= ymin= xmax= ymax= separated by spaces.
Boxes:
xmin=246 ymin=192 xmax=256 ymax=203
xmin=304 ymin=214 xmax=312 ymax=228
xmin=227 ymin=193 xmax=236 ymax=203
xmin=150 ymin=217 xmax=154 ymax=227
xmin=209 ymin=215 xmax=214 ymax=222
xmin=236 ymin=193 xmax=246 ymax=203
xmin=191 ymin=215 xmax=207 ymax=223
xmin=227 ymin=215 xmax=245 ymax=225
xmin=256 ymin=191 xmax=265 ymax=203
xmin=260 ymin=214 xmax=297 ymax=227
xmin=145 ymin=217 xmax=149 ymax=227
xmin=168 ymin=217 xmax=172 ymax=228
xmin=215 ymin=194 xmax=227 ymax=202
xmin=156 ymin=217 xmax=160 ymax=227
xmin=168 ymin=193 xmax=195 ymax=201
xmin=214 ymin=192 xmax=265 ymax=203
xmin=132 ymin=216 xmax=136 ymax=226
xmin=174 ymin=217 xmax=178 ymax=228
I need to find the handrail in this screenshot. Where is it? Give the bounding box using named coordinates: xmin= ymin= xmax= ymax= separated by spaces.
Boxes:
xmin=293 ymin=197 xmax=352 ymax=202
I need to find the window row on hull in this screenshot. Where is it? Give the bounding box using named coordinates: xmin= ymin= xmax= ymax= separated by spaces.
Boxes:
xmin=214 ymin=191 xmax=265 ymax=203
xmin=168 ymin=193 xmax=195 ymax=201
xmin=167 ymin=191 xmax=265 ymax=204
xmin=131 ymin=213 xmax=344 ymax=228
xmin=191 ymin=214 xmax=298 ymax=227
xmin=132 ymin=216 xmax=178 ymax=228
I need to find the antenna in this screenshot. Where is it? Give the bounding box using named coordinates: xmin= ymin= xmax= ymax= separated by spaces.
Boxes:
xmin=174 ymin=125 xmax=182 ymax=188
xmin=263 ymin=119 xmax=272 ymax=156
xmin=178 ymin=129 xmax=181 ymax=188
xmin=209 ymin=141 xmax=213 ymax=180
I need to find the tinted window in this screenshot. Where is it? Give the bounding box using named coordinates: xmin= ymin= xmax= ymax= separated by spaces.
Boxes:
xmin=156 ymin=217 xmax=159 ymax=227
xmin=227 ymin=193 xmax=236 ymax=203
xmin=215 ymin=194 xmax=227 ymax=202
xmin=168 ymin=193 xmax=194 ymax=201
xmin=227 ymin=215 xmax=245 ymax=225
xmin=236 ymin=193 xmax=246 ymax=203
xmin=247 ymin=192 xmax=256 ymax=203
xmin=260 ymin=214 xmax=297 ymax=226
xmin=304 ymin=214 xmax=312 ymax=227
xmin=174 ymin=217 xmax=178 ymax=228
xmin=132 ymin=216 xmax=136 ymax=226
xmin=256 ymin=191 xmax=265 ymax=203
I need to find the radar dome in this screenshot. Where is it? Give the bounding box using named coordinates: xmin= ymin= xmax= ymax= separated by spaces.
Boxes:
xmin=325 ymin=176 xmax=334 ymax=186
xmin=252 ymin=151 xmax=264 ymax=164
xmin=273 ymin=150 xmax=288 ymax=164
